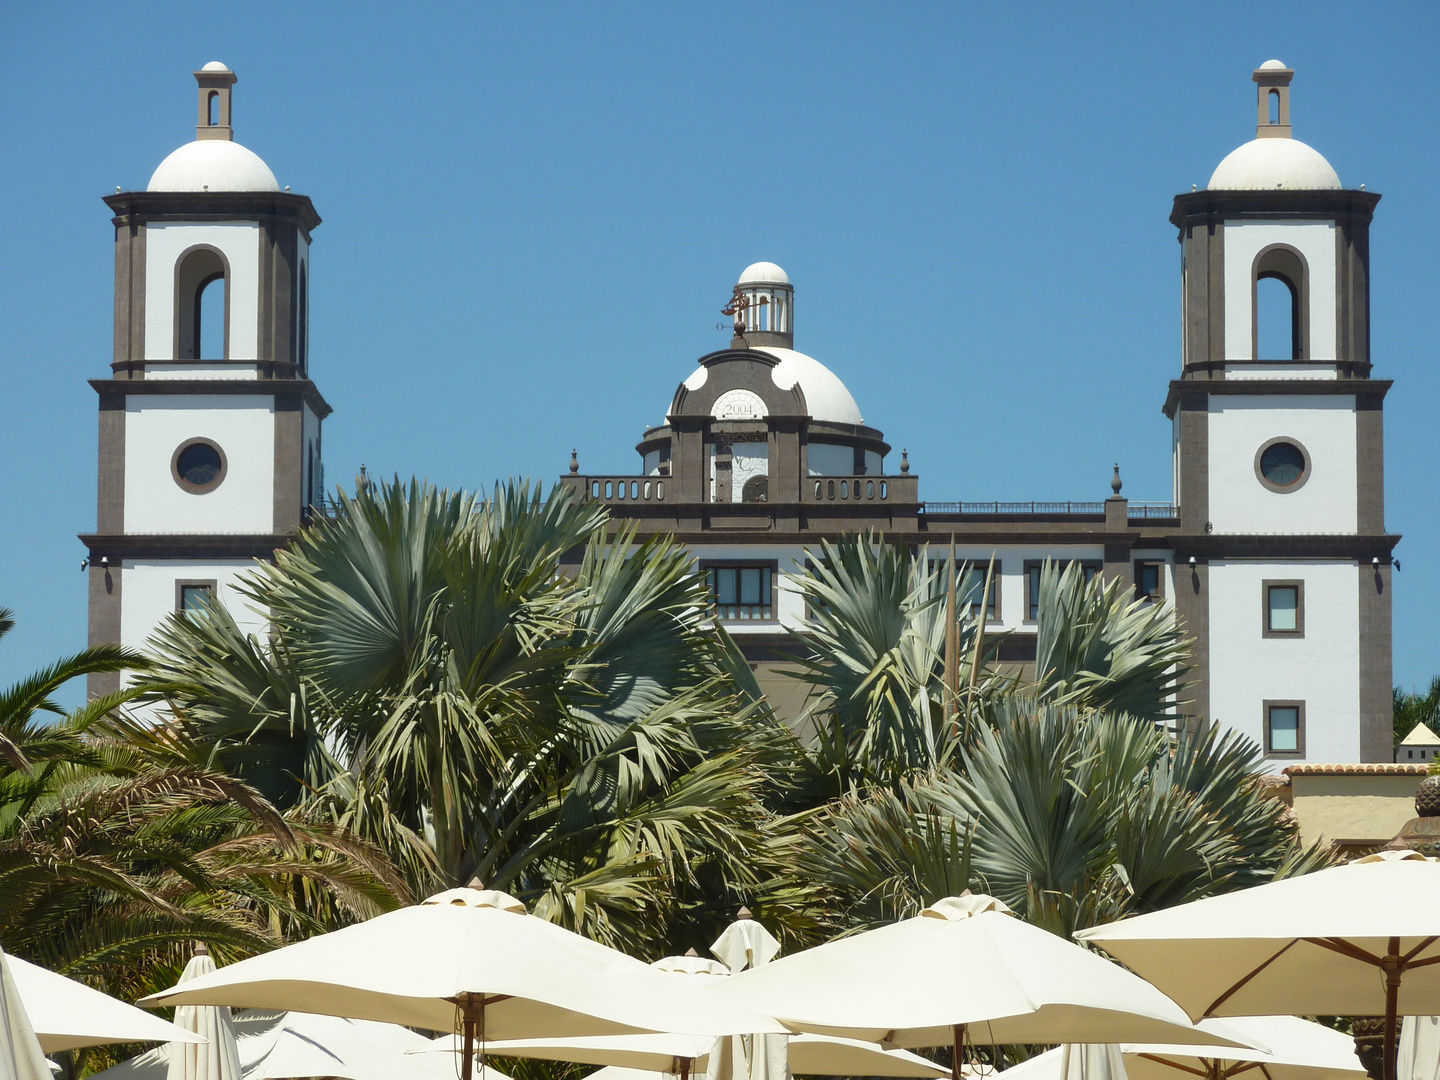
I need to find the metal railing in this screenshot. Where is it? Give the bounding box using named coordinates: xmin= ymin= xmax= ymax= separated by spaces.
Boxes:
xmin=922 ymin=501 xmax=1105 ymax=515
xmin=1126 ymin=502 xmax=1180 ymax=519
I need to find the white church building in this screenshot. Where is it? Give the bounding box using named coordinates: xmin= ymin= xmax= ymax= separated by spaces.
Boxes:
xmin=82 ymin=61 xmax=1398 ymax=766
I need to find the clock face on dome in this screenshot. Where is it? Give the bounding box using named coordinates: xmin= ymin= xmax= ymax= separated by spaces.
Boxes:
xmin=712 ymin=389 xmax=768 ymax=421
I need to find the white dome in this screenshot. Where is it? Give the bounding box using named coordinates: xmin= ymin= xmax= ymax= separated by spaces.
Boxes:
xmin=674 ymin=348 xmax=864 ymax=425
xmin=1208 ymin=138 xmax=1341 ymax=191
xmin=759 ymin=347 xmax=863 ymax=425
xmin=201 ymin=61 xmax=231 ymax=72
xmin=1258 ymin=59 xmax=1289 ymax=71
xmin=148 ymin=140 xmax=280 ymax=193
xmin=738 ymin=262 xmax=790 ymax=286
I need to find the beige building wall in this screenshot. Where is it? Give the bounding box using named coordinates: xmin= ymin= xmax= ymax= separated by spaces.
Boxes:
xmin=1284 ymin=764 xmax=1428 ymax=850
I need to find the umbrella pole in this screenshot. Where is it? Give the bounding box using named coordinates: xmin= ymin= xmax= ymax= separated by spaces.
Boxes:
xmin=680 ymin=1057 xmax=692 ymax=1080
xmin=952 ymin=1023 xmax=966 ymax=1080
xmin=1383 ymin=939 xmax=1402 ymax=1080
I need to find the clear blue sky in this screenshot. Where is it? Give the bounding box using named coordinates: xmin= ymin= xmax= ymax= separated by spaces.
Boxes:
xmin=3 ymin=2 xmax=1438 ymax=703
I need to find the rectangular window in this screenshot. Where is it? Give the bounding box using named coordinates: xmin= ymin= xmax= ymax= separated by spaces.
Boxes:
xmin=1264 ymin=700 xmax=1305 ymax=758
xmin=175 ymin=579 xmax=218 ymax=613
xmin=1023 ymin=560 xmax=1101 ymax=621
xmin=705 ymin=563 xmax=774 ymax=622
xmin=930 ymin=559 xmax=1001 ymax=622
xmin=1262 ymin=579 xmax=1305 ymax=638
xmin=1134 ymin=560 xmax=1164 ymax=602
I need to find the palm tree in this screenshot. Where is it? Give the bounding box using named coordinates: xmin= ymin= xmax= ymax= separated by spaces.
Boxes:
xmin=0 ymin=611 xmax=407 ymax=1039
xmin=142 ymin=478 xmax=796 ymax=953
xmin=796 ymin=699 xmax=1331 ymax=939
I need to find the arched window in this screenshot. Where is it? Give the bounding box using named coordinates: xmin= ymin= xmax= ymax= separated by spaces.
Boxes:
xmin=1252 ymin=245 xmax=1308 ymax=361
xmin=741 ymin=476 xmax=768 ymax=503
xmin=174 ymin=246 xmax=229 ymax=360
xmin=207 ymin=90 xmax=220 ymax=127
xmin=1268 ymin=88 xmax=1280 ymax=125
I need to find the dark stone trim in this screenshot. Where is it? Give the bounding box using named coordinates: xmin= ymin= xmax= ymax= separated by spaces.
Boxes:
xmin=1171 ymin=189 xmax=1381 ymax=227
xmin=79 ymin=533 xmax=293 ymax=559
xmin=112 ymin=209 xmax=146 ymax=366
xmin=1163 ymin=378 xmax=1391 ymax=419
xmin=1134 ymin=557 xmax=1165 ymax=602
xmin=1170 ymin=534 xmax=1400 ymax=560
xmin=174 ymin=578 xmax=218 ymax=612
xmin=1176 ymin=392 xmax=1208 ymax=533
xmin=171 ymin=436 xmax=229 ymax=494
xmin=89 ymin=378 xmax=333 ymax=420
xmin=1253 ymin=435 xmax=1312 ymax=494
xmin=1356 ymin=396 xmax=1385 ymax=534
xmin=1173 ymin=558 xmax=1209 ymax=734
xmin=97 ymin=392 xmax=126 ymax=533
xmin=86 ymin=562 xmax=122 ymax=699
xmin=1181 ymin=359 xmax=1373 ymax=379
xmin=1260 ymin=578 xmax=1305 ymax=639
xmin=1103 ymin=542 xmax=1133 ymax=586
xmin=995 ymin=634 xmax=1038 ymax=663
xmin=1263 ymin=699 xmax=1307 ymax=759
xmin=1359 ymin=562 xmax=1393 ymax=763
xmin=273 ymin=395 xmax=304 ymax=533
xmin=105 ymin=191 xmax=322 ymax=234
xmin=109 ymin=359 xmax=308 ymax=380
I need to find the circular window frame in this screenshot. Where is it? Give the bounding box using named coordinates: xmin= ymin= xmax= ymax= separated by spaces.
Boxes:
xmin=1254 ymin=436 xmax=1311 ymax=494
xmin=172 ymin=438 xmax=228 ymax=494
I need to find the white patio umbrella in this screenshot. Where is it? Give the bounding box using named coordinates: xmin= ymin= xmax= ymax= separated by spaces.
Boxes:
xmin=1075 ymin=850 xmax=1440 ymax=1080
xmin=3 ymin=955 xmax=202 ymax=1053
xmin=443 ymin=1032 xmax=946 ymax=1077
xmin=141 ymin=888 xmax=783 ymax=1080
xmin=166 ymin=947 xmax=242 ymax=1080
xmin=996 ymin=1016 xmax=1365 ymax=1080
xmin=91 ymin=1010 xmax=510 ymax=1080
xmin=709 ymin=894 xmax=1248 ymax=1072
xmin=0 ymin=945 xmax=51 ymax=1080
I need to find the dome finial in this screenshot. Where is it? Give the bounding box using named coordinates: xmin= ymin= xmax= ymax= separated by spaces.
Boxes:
xmin=569 ymin=449 xmax=579 ymax=475
xmin=1111 ymin=463 xmax=1123 ymax=496
xmin=1253 ymin=60 xmax=1294 ymax=140
xmin=900 ymin=450 xmax=910 ymax=475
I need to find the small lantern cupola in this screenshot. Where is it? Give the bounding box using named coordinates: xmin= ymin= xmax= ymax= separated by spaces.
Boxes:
xmin=1254 ymin=60 xmax=1293 ymax=139
xmin=195 ymin=61 xmax=237 ymax=142
xmin=733 ymin=262 xmax=794 ymax=349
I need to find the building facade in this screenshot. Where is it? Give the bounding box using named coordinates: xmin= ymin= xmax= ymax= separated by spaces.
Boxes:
xmin=84 ymin=61 xmax=1397 ymax=765
xmin=557 ymin=61 xmax=1397 ymax=765
xmin=80 ymin=64 xmax=329 ymax=698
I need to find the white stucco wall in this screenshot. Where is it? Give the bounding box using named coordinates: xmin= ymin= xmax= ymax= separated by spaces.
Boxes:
xmin=1207 ymin=395 xmax=1357 ymax=534
xmin=1224 ymin=221 xmax=1337 ymax=361
xmin=807 ymin=442 xmax=853 ymax=476
xmin=124 ymin=394 xmax=275 ymax=533
xmin=145 ymin=364 xmax=260 ymax=381
xmin=1208 ymin=559 xmax=1360 ymax=766
xmin=119 ymin=558 xmax=268 ymax=659
xmin=145 ymin=222 xmax=261 ymax=360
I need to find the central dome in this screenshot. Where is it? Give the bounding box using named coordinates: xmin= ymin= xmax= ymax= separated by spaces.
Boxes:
xmin=678 ymin=347 xmax=863 ymax=426
xmin=738 ymin=262 xmax=790 ymax=286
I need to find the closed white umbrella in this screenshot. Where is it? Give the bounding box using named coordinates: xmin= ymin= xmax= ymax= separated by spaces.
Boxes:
xmin=0 ymin=945 xmax=50 ymax=1080
xmin=1075 ymin=850 xmax=1440 ymax=1080
xmin=711 ymin=894 xmax=1247 ymax=1065
xmin=91 ymin=1010 xmax=507 ymax=1080
xmin=706 ymin=912 xmax=787 ymax=1080
xmin=167 ymin=947 xmax=241 ymax=1080
xmin=996 ymin=1016 xmax=1365 ymax=1080
xmin=1398 ymin=1017 xmax=1440 ymax=1080
xmin=3 ymin=956 xmax=201 ymax=1054
xmin=140 ymin=888 xmax=782 ymax=1080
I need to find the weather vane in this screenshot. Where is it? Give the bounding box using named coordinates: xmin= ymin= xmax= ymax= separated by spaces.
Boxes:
xmin=721 ymin=285 xmax=767 ymax=337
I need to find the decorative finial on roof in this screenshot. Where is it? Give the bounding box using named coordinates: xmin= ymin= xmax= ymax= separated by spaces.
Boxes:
xmin=356 ymin=465 xmax=370 ymax=494
xmin=466 ymin=875 xmax=487 ymax=890
xmin=193 ymin=941 xmax=209 ymax=956
xmin=1111 ymin=463 xmax=1123 ymax=496
xmin=900 ymin=450 xmax=910 ymax=475
xmin=569 ymin=449 xmax=579 ymax=475
xmin=684 ymin=947 xmax=700 ymax=957
xmin=194 ymin=63 xmax=238 ymax=143
xmin=736 ymin=906 xmax=753 ymax=920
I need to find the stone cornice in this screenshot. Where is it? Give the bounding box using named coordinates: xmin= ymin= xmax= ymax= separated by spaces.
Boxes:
xmin=89 ymin=377 xmax=333 ymax=419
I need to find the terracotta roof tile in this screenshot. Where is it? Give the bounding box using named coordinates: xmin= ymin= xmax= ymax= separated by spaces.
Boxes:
xmin=1283 ymin=763 xmax=1429 ymax=776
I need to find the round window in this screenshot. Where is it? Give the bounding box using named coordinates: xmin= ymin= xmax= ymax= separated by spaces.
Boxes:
xmin=1255 ymin=438 xmax=1310 ymax=493
xmin=172 ymin=439 xmax=227 ymax=493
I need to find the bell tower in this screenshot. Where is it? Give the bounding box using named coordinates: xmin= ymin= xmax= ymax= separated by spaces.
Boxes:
xmin=81 ymin=63 xmax=331 ymax=698
xmin=1165 ymin=62 xmax=1395 ymax=764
